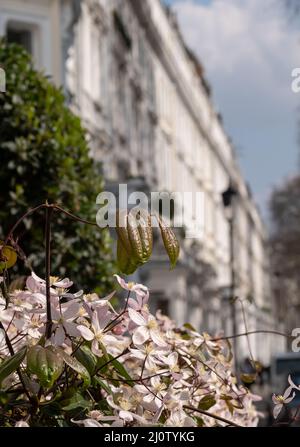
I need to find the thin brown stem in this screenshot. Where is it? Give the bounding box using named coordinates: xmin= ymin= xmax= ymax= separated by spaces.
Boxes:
xmin=212 ymin=330 xmax=292 ymax=342
xmin=95 ymin=348 xmax=129 ymax=374
xmin=45 ymin=205 xmax=53 ymax=339
xmin=103 ymin=290 xmax=131 ymax=333
xmin=53 ymin=205 xmax=98 ymax=227
xmin=184 ymin=405 xmax=244 ymax=428
xmin=0 ymin=321 xmax=32 ymax=401
xmin=1 ymin=204 xmax=45 ymax=254
xmin=239 ymin=299 xmax=254 ymax=363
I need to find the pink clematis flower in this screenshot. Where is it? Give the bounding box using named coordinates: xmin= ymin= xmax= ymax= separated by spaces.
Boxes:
xmin=51 ymin=300 xmax=81 ymax=345
xmin=165 ymin=410 xmax=196 ymax=427
xmin=77 ymin=307 xmax=119 ymax=356
xmin=156 ymin=352 xmax=182 ymax=380
xmin=272 ymin=387 xmax=295 ymax=419
xmin=135 ymin=376 xmax=167 ymax=408
xmin=28 ymin=271 xmax=73 ymax=291
xmin=82 ymin=291 xmax=116 ymax=313
xmin=72 ymin=411 xmax=123 ymax=427
xmin=114 ymin=275 xmax=149 ymax=301
xmin=128 ymin=308 xmax=167 ymax=347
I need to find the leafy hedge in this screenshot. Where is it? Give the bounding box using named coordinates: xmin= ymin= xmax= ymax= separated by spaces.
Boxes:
xmin=0 ymin=39 xmax=114 ymax=293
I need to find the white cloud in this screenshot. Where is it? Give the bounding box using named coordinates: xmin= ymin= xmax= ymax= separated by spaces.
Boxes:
xmin=172 ymin=0 xmax=300 ymax=212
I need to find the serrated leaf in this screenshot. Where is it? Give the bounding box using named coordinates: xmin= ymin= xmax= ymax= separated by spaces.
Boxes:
xmin=0 ymin=346 xmax=27 ymax=386
xmin=58 ymin=349 xmax=91 ymax=388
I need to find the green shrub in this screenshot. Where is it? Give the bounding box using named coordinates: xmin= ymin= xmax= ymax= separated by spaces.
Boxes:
xmin=0 ymin=39 xmax=114 ymax=293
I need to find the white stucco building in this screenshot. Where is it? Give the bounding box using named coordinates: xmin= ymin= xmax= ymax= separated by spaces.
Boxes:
xmin=0 ymin=0 xmax=286 ymax=363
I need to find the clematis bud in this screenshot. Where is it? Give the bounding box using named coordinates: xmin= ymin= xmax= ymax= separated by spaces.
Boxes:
xmin=27 ymin=345 xmax=64 ymax=388
xmin=116 ymin=209 xmax=153 ymax=275
xmin=117 ymin=237 xmax=139 ymax=275
xmin=158 ymin=217 xmax=180 ymax=269
xmin=136 ymin=211 xmax=153 ymax=262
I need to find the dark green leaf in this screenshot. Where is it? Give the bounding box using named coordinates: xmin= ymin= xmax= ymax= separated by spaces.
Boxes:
xmin=108 ymin=355 xmax=133 ymax=384
xmin=74 ymin=346 xmax=97 ymax=376
xmin=62 ymin=392 xmax=91 ymax=411
xmin=93 ymin=376 xmax=113 ymax=395
xmin=198 ymin=394 xmax=216 ymax=411
xmin=0 ymin=346 xmax=27 ymax=386
xmin=58 ymin=349 xmax=91 ymax=388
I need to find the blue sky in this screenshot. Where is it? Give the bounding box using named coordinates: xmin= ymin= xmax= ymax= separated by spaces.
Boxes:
xmin=165 ymin=0 xmax=300 ymax=218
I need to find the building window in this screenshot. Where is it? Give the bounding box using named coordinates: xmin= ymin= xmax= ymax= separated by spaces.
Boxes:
xmin=2 ymin=13 xmax=53 ymax=80
xmin=6 ymin=22 xmax=35 ymax=55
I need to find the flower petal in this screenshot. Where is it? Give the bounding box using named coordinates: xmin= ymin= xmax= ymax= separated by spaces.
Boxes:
xmin=128 ymin=308 xmax=146 ymax=326
xmin=31 ymin=271 xmax=45 ymax=284
xmin=150 ymin=329 xmax=167 ymax=347
xmin=282 ymin=386 xmax=293 ymax=400
xmin=54 ymin=278 xmax=73 ymax=288
xmin=77 ymin=325 xmax=94 ymax=341
xmin=132 ymin=326 xmax=149 ymax=345
xmin=273 ymin=404 xmax=283 ymax=419
xmin=64 ymin=321 xmax=81 ymax=337
xmin=53 ymin=325 xmax=65 ymax=346
xmin=63 ymin=301 xmax=81 ymax=320
xmin=114 ymin=274 xmax=129 ymax=290
xmin=284 ymin=392 xmax=295 ymax=404
xmin=119 ymin=411 xmax=134 ymax=422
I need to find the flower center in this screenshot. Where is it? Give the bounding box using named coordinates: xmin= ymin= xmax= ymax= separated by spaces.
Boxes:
xmin=95 ymin=331 xmax=104 ymax=342
xmin=119 ymin=398 xmax=132 ymax=411
xmin=154 ymin=382 xmax=165 ymax=393
xmin=147 ymin=320 xmax=157 ymax=330
xmin=50 ymin=276 xmax=60 ymax=286
xmin=145 ymin=343 xmax=154 ymax=354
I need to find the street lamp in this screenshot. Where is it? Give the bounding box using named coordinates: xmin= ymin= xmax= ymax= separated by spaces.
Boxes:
xmin=222 ymin=183 xmax=238 ymax=371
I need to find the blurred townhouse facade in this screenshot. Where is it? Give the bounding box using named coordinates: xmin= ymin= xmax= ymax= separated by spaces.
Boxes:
xmin=0 ymin=0 xmax=285 ymax=362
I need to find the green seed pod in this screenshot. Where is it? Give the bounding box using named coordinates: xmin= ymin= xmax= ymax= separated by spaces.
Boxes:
xmin=137 ymin=211 xmax=153 ymax=262
xmin=117 ymin=237 xmax=139 ymax=275
xmin=27 ymin=345 xmax=64 ymax=388
xmin=116 ymin=209 xmax=153 ymax=274
xmin=116 ymin=210 xmax=132 ymax=254
xmin=158 ymin=217 xmax=180 ymax=269
xmin=127 ymin=212 xmax=145 ymax=263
